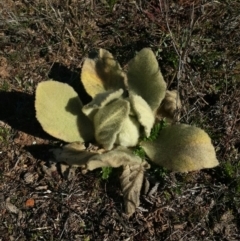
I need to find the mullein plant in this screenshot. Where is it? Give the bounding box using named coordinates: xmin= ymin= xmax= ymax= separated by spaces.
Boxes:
xmin=35 ymin=48 xmax=219 ymax=216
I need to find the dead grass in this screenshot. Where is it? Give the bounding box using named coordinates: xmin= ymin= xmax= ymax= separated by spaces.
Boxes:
xmin=0 ymin=0 xmax=240 ymax=240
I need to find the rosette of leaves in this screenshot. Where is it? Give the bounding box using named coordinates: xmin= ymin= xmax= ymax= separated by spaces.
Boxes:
xmin=35 ymin=48 xmax=219 ymax=216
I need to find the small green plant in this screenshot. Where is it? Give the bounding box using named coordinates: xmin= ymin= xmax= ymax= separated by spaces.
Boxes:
xmin=133 ymin=121 xmax=165 ymax=158
xmin=35 ymin=48 xmax=219 ymax=216
xmin=143 ymin=120 xmax=166 ymax=141
xmin=101 ymin=166 xmax=112 ymax=180
xmin=133 ymin=145 xmax=146 ymax=159
xmin=107 ymin=0 xmax=117 ymax=11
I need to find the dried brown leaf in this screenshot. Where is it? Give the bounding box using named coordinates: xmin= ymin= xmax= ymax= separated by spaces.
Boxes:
xmin=86 ymin=146 xmax=142 ymax=171
xmin=120 ymin=161 xmax=150 ymax=217
xmin=51 ymin=142 xmax=97 ymax=167
xmin=157 ymin=90 xmax=181 ymax=122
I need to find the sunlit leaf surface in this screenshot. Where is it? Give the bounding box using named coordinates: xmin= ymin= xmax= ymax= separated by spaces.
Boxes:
xmin=35 ymin=80 xmax=94 ymax=142
xmin=142 ymin=124 xmax=219 ymax=172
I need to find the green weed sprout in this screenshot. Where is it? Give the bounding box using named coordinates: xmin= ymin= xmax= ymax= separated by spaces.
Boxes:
xmin=35 ymin=48 xmax=219 ymax=216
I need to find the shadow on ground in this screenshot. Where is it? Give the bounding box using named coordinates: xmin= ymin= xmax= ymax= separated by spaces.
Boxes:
xmin=0 ymin=63 xmax=91 ymax=139
xmin=48 ymin=62 xmax=91 ymax=104
xmin=24 ymin=144 xmax=54 ymax=161
xmin=0 ymin=90 xmax=50 ymax=139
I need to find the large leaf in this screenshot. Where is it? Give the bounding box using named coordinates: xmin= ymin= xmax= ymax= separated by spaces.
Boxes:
xmin=82 ymin=88 xmax=124 ymax=120
xmin=81 ymin=49 xmax=126 ymax=97
xmin=127 ymin=48 xmax=167 ymax=112
xmin=53 ymin=144 xmax=143 ymax=170
xmin=156 ymin=90 xmax=181 ymax=122
xmin=141 ymin=124 xmax=219 ymax=172
xmin=94 ymin=99 xmax=130 ymax=150
xmin=35 ymin=80 xmax=94 ymax=142
xmin=51 ymin=142 xmax=97 ymax=167
xmin=53 ymin=143 xmax=149 ymax=216
xmin=120 ymin=161 xmax=150 ymax=217
xmin=86 ymin=146 xmax=143 ymax=171
xmin=116 ymin=116 xmax=140 ymax=147
xmin=129 ymin=94 xmax=155 ymax=137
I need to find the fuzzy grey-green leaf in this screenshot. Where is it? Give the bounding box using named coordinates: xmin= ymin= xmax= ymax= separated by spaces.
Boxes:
xmin=141 ymin=124 xmax=219 ymax=172
xmin=87 ymin=146 xmax=142 ymax=170
xmin=116 ymin=116 xmax=140 ymax=147
xmin=81 ymin=49 xmax=126 ymax=97
xmin=35 ymin=80 xmax=94 ymax=142
xmin=94 ymin=99 xmax=130 ymax=150
xmin=82 ymin=88 xmax=124 ymax=120
xmin=127 ymin=48 xmax=167 ymax=112
xmin=51 ymin=142 xmax=97 ymax=166
xmin=130 ymin=94 xmax=155 ymax=137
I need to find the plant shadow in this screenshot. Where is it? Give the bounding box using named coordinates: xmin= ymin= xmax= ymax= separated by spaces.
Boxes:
xmin=0 ymin=62 xmax=91 ymax=140
xmin=24 ymin=144 xmax=55 ymax=161
xmin=0 ymin=90 xmax=51 ymax=139
xmin=65 ymin=96 xmax=95 ymax=141
xmin=24 ymin=144 xmax=67 ymax=178
xmin=48 ymin=62 xmax=91 ymax=104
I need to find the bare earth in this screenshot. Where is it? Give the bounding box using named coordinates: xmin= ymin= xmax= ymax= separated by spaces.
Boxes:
xmin=0 ymin=1 xmax=240 ymax=240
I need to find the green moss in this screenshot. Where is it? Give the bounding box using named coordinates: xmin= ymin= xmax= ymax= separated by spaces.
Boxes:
xmin=0 ymin=80 xmax=10 ymax=91
xmin=8 ymin=51 xmax=22 ymax=62
xmin=0 ymin=127 xmax=11 ymax=143
xmin=106 ymin=0 xmax=118 ymax=11
xmin=222 ymin=162 xmax=235 ymax=178
xmin=163 ymin=190 xmax=171 ymax=201
xmin=172 ymin=184 xmax=182 ymax=195
xmin=83 ymin=236 xmax=91 ymax=241
xmin=191 ymin=51 xmax=223 ymax=72
xmin=160 ymin=48 xmax=179 ymax=69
